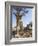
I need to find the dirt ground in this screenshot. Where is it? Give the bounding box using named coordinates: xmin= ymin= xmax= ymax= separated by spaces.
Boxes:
xmin=15 ymin=30 xmax=32 ymax=38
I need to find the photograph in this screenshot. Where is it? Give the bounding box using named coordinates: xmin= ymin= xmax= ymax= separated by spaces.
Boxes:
xmin=11 ymin=6 xmax=32 ymax=38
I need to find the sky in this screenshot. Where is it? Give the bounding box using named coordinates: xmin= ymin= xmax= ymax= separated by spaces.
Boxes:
xmin=11 ymin=7 xmax=32 ymax=27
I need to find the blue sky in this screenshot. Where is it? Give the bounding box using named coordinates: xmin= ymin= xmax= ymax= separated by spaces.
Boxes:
xmin=12 ymin=8 xmax=32 ymax=27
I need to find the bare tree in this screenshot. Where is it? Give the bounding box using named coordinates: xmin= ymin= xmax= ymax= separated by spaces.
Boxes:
xmin=11 ymin=7 xmax=29 ymax=37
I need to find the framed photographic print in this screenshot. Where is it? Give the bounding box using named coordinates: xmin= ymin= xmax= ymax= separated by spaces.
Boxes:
xmin=5 ymin=2 xmax=37 ymax=44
